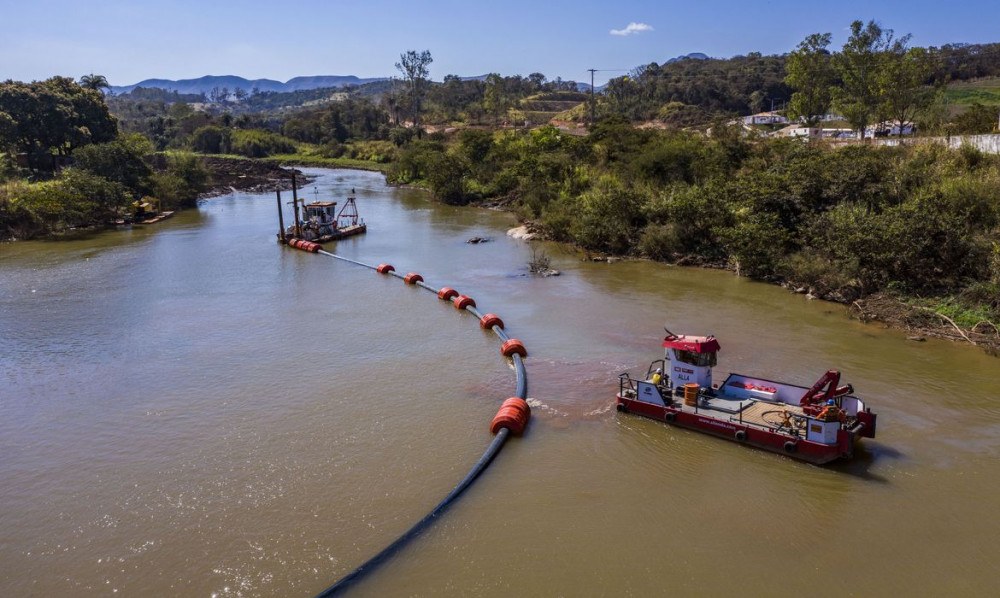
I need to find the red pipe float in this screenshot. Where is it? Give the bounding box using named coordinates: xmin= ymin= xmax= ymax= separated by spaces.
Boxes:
xmin=403 ymin=272 xmax=423 ymax=284
xmin=500 ymin=338 xmax=527 ymax=358
xmin=288 ymin=238 xmax=323 ymax=253
xmin=453 ymin=294 xmax=476 ymax=310
xmin=490 ymin=397 xmax=531 ymax=436
xmin=479 ymin=313 xmax=504 ymax=330
xmin=376 ymin=263 xmax=395 ymax=274
xmin=438 ymin=287 xmax=459 ymax=301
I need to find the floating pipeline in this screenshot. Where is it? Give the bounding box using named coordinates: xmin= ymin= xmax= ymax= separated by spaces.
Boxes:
xmin=285 ymin=248 xmax=531 ymax=597
xmin=286 ymin=237 xmax=323 ymax=253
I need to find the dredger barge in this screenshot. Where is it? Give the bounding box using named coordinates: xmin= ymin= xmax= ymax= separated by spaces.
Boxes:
xmin=286 ymin=190 xmax=366 ymax=243
xmin=616 ymin=330 xmax=877 ymax=464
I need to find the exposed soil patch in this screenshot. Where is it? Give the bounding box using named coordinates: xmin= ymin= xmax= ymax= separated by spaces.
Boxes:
xmin=850 ymin=293 xmax=1000 ymax=354
xmin=199 ymin=157 xmax=314 ymax=197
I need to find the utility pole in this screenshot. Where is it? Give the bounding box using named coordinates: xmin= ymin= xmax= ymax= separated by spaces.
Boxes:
xmin=588 ymin=68 xmax=597 ymax=128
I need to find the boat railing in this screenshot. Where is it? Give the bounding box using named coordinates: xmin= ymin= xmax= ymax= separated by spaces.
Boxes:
xmin=618 ymin=373 xmax=637 ymax=398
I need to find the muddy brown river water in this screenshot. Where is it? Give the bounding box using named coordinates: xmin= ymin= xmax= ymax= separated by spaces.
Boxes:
xmin=2 ymin=168 xmax=1000 ymax=596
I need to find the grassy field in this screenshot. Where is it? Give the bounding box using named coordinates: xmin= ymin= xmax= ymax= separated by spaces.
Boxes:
xmin=944 ymin=77 xmax=1000 ymax=106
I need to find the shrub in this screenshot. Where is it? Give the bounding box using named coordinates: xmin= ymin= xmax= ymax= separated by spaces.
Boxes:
xmin=569 ymin=173 xmax=646 ymax=253
xmin=151 ymin=152 xmax=209 ymax=209
xmin=319 ymin=141 xmax=346 ymax=158
xmin=778 ymin=249 xmax=857 ymax=294
xmin=638 ymin=223 xmax=685 ymax=260
xmin=717 ymin=212 xmax=791 ymax=278
xmin=228 ymin=129 xmax=296 ymax=158
xmin=387 ymin=140 xmax=444 ymax=184
xmin=190 ymin=125 xmax=231 ymax=154
xmin=73 ymin=133 xmax=153 ymax=193
xmin=641 ymin=182 xmax=731 ymax=255
xmin=8 ymin=168 xmax=127 ymax=230
xmin=425 ymin=153 xmax=470 ymax=205
xmin=347 ymin=140 xmax=397 ymax=163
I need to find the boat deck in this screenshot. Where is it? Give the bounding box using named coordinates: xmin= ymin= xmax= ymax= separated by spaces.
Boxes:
xmin=667 ymin=390 xmax=808 ymax=432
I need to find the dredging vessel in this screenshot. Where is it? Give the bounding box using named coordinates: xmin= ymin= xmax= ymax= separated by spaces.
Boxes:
xmin=616 ymin=330 xmax=877 ymax=464
xmin=286 ymin=189 xmax=366 ymax=242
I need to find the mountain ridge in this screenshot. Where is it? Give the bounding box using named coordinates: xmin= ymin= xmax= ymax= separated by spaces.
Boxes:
xmin=109 ymin=74 xmax=388 ymax=95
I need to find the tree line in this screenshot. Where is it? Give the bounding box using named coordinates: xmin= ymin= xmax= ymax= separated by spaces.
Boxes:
xmin=387 ymin=119 xmax=1000 ymax=326
xmin=1 ymin=77 xmax=209 ymax=239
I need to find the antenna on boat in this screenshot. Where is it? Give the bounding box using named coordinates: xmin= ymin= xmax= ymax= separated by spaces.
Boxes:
xmin=664 ymin=325 xmax=676 ymax=338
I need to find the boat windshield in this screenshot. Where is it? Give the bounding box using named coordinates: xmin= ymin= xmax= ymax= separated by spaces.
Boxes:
xmin=672 ymin=349 xmax=717 ymax=367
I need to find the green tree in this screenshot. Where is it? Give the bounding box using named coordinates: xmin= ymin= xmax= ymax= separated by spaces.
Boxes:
xmin=72 ymin=133 xmax=152 ymax=194
xmin=190 ymin=125 xmax=231 ymax=154
xmin=785 ymin=33 xmax=835 ymax=126
xmin=483 ymin=73 xmax=512 ymax=125
xmin=0 ymin=77 xmax=117 ymax=171
xmin=880 ymin=47 xmax=936 ymax=135
xmin=569 ymin=173 xmax=645 ymax=253
xmin=395 ymin=50 xmax=433 ymax=132
xmin=833 ymin=20 xmax=904 ymax=139
xmin=79 ymin=73 xmax=110 ymax=92
xmin=951 ymin=102 xmax=998 ymax=134
xmin=149 ymin=152 xmax=209 ymax=209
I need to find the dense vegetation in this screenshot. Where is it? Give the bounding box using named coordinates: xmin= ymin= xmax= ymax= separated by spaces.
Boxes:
xmin=387 ymin=121 xmax=1000 ymax=325
xmin=1 ymin=77 xmax=209 ymax=239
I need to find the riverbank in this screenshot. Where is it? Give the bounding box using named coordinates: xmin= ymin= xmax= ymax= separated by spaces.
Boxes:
xmin=850 ymin=293 xmax=1000 ymax=354
xmin=508 ymin=220 xmax=1000 ymax=354
xmin=197 ymin=155 xmax=312 ymax=197
xmin=1 ymin=156 xmax=308 ymax=241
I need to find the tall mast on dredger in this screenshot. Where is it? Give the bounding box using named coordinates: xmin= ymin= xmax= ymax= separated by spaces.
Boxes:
xmin=291 ymin=172 xmax=301 ymax=237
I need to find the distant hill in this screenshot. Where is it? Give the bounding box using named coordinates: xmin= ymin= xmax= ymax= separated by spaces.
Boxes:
xmin=109 ymin=75 xmax=388 ymax=95
xmin=665 ymin=52 xmax=709 ymax=64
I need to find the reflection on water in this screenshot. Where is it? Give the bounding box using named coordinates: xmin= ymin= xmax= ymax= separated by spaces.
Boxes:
xmin=2 ymin=168 xmax=1000 ymax=596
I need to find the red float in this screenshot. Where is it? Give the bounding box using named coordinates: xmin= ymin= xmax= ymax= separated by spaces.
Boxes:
xmin=479 ymin=313 xmax=504 ymax=330
xmin=453 ymin=295 xmax=476 ymax=310
xmin=501 ymin=338 xmax=527 ymax=358
xmin=490 ymin=397 xmax=531 ymax=435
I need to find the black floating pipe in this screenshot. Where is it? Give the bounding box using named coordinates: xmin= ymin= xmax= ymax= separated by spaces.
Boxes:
xmin=316 ymin=429 xmax=510 ymax=597
xmin=305 ymin=248 xmax=530 ymax=596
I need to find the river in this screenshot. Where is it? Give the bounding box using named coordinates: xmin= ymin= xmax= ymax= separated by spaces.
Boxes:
xmin=2 ymin=168 xmax=999 ymax=596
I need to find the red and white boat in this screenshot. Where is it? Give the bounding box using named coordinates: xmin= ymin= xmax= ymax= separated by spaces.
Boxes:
xmin=616 ymin=330 xmax=877 ymax=464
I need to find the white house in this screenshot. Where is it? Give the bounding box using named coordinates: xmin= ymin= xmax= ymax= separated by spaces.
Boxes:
xmin=864 ymin=121 xmax=916 ymax=138
xmin=742 ymin=111 xmax=789 ymax=126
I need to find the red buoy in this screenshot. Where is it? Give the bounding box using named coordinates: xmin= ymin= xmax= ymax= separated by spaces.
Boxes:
xmin=490 ymin=397 xmax=531 ymax=435
xmin=438 ymin=287 xmax=459 ymax=301
xmin=479 ymin=313 xmax=504 ymax=330
xmin=376 ymin=263 xmax=395 ymax=274
xmin=403 ymin=272 xmax=423 ymax=285
xmin=288 ymin=238 xmax=322 ymax=252
xmin=501 ymin=338 xmax=527 ymax=358
xmin=453 ymin=294 xmax=476 ymax=310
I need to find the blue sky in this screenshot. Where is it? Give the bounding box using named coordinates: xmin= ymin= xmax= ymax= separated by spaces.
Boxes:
xmin=2 ymin=0 xmax=998 ymax=86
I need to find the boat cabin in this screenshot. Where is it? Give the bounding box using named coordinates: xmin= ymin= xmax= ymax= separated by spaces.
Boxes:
xmin=304 ymin=201 xmax=337 ymax=225
xmin=663 ymin=334 xmax=720 ymax=390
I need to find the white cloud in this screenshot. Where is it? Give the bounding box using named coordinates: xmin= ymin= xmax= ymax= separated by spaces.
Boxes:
xmin=610 ymin=22 xmax=653 ymax=36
